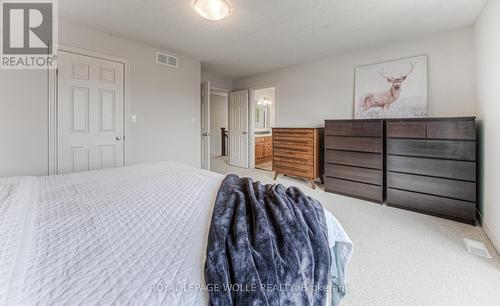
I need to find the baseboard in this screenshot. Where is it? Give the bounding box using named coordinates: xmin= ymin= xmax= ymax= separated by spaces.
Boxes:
xmin=477 ymin=210 xmax=500 ymax=255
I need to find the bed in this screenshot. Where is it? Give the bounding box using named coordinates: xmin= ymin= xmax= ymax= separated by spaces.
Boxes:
xmin=0 ymin=162 xmax=351 ymax=305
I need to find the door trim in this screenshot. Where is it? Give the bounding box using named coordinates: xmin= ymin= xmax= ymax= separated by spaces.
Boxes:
xmin=210 ymin=86 xmax=231 ymax=93
xmin=48 ymin=44 xmax=130 ymax=175
xmin=201 ymin=81 xmax=211 ymax=170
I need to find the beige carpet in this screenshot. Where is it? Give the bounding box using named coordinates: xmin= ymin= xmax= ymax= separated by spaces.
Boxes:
xmin=210 ymin=156 xmax=500 ymax=306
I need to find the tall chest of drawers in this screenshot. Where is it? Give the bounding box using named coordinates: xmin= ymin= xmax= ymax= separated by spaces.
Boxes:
xmin=323 ymin=117 xmax=477 ymax=224
xmin=324 ymin=120 xmax=384 ymax=203
xmin=272 ymin=128 xmax=324 ymax=189
xmin=386 ymin=117 xmax=477 ymax=224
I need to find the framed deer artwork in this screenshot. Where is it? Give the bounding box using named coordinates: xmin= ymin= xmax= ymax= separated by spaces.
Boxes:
xmin=354 ymin=55 xmax=428 ymax=119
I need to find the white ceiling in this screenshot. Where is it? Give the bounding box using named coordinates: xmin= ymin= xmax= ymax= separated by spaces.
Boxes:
xmin=60 ymin=0 xmax=486 ymax=79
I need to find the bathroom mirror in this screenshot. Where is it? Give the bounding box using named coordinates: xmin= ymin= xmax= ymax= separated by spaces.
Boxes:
xmin=255 ymin=97 xmax=272 ymax=130
xmin=255 ymin=104 xmax=269 ymax=129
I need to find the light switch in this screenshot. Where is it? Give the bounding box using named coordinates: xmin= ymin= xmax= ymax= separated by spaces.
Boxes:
xmin=131 ymin=115 xmax=137 ymax=123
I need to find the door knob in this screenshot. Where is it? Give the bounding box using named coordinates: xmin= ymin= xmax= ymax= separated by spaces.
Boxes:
xmin=115 ymin=136 xmax=122 ymax=140
xmin=202 ymin=133 xmax=208 ymax=136
xmin=242 ymin=132 xmax=248 ymax=135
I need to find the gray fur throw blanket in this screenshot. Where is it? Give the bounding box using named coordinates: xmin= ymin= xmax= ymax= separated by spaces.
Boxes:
xmin=205 ymin=174 xmax=331 ymax=306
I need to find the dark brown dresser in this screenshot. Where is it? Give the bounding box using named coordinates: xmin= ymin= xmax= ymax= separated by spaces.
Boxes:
xmin=272 ymin=128 xmax=324 ymax=189
xmin=324 ymin=120 xmax=384 ymax=203
xmin=323 ymin=117 xmax=477 ymax=224
xmin=386 ymin=117 xmax=477 ymax=224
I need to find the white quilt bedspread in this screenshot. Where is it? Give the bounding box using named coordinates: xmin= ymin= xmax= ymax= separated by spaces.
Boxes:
xmin=0 ymin=162 xmax=352 ymax=306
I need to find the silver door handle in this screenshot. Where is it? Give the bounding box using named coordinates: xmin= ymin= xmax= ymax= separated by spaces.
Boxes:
xmin=202 ymin=133 xmax=208 ymax=136
xmin=115 ymin=136 xmax=122 ymax=140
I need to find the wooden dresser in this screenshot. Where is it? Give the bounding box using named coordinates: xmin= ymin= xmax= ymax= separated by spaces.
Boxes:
xmin=272 ymin=128 xmax=324 ymax=189
xmin=386 ymin=117 xmax=477 ymax=224
xmin=323 ymin=117 xmax=477 ymax=224
xmin=324 ymin=120 xmax=384 ymax=203
xmin=255 ymin=136 xmax=273 ymax=164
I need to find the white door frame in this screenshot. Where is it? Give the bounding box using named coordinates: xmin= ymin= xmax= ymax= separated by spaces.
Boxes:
xmin=48 ymin=44 xmax=131 ymax=175
xmin=209 ymin=87 xmax=230 ymax=159
xmin=211 ymin=86 xmax=231 ymax=93
xmin=201 ymin=81 xmax=211 ymax=170
xmin=199 ymin=83 xmax=231 ymax=167
xmin=249 ymin=84 xmax=278 ymax=169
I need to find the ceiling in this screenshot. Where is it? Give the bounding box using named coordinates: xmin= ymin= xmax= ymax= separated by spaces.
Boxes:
xmin=59 ymin=0 xmax=486 ymax=80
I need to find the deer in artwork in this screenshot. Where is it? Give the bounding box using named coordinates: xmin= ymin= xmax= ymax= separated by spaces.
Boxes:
xmin=360 ymin=62 xmax=416 ymax=111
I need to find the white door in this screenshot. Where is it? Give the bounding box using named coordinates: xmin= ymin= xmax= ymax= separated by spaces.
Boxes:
xmin=57 ymin=50 xmax=125 ymax=174
xmin=229 ymin=90 xmax=249 ymax=168
xmin=201 ymin=82 xmax=211 ymax=170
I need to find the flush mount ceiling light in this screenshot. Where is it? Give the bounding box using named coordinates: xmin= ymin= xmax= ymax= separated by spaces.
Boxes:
xmin=193 ymin=0 xmax=231 ymax=21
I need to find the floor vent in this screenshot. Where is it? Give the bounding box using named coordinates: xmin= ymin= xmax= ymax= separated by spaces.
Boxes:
xmin=463 ymin=238 xmax=492 ymax=259
xmin=156 ymin=51 xmax=178 ymax=68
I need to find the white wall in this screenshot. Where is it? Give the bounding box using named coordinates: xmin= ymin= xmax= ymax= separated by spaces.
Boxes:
xmin=234 ymin=27 xmax=477 ymax=127
xmin=475 ymin=0 xmax=500 ymax=252
xmin=209 ymin=94 xmax=228 ymax=156
xmin=202 ymin=70 xmax=233 ymax=91
xmin=0 ymin=19 xmax=201 ymax=176
xmin=0 ymin=70 xmax=48 ymax=176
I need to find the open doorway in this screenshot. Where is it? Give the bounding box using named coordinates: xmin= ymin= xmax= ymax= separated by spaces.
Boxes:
xmin=209 ymin=85 xmax=275 ymax=172
xmin=250 ymin=86 xmax=276 ymax=171
xmin=201 ymin=82 xmax=230 ymax=171
xmin=210 ymin=89 xmax=229 ymax=160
